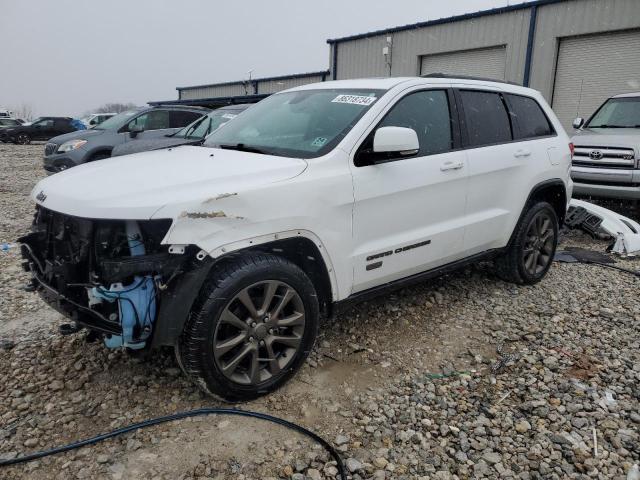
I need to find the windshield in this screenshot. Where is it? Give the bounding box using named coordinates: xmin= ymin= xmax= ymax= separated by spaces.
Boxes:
xmin=93 ymin=110 xmax=139 ymax=130
xmin=587 ymin=97 xmax=640 ymax=128
xmin=174 ymin=108 xmax=243 ymax=140
xmin=203 ymin=89 xmax=385 ymax=158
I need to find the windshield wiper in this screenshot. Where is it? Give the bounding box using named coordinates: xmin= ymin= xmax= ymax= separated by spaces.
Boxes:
xmin=218 ymin=143 xmax=269 ymax=154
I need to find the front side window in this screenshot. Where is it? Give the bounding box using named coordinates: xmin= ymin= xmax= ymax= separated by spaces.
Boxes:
xmin=95 ymin=110 xmax=138 ymax=130
xmin=506 ymin=94 xmax=554 ymax=139
xmin=127 ymin=110 xmax=170 ymax=131
xmin=204 ymin=89 xmax=384 ymax=158
xmin=377 ymin=89 xmax=453 ymax=156
xmin=460 ymin=90 xmax=512 ymax=147
xmin=33 ymin=119 xmax=54 ymax=128
xmin=587 ymin=97 xmax=640 ymax=128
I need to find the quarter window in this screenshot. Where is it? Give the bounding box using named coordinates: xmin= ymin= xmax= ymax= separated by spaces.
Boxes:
xmin=459 ymin=90 xmax=512 ymax=147
xmin=378 ymin=90 xmax=453 ymax=156
xmin=506 ymin=94 xmax=554 ymax=139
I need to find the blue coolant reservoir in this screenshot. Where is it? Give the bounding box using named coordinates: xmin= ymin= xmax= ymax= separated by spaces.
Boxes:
xmin=94 ymin=221 xmax=158 ymax=349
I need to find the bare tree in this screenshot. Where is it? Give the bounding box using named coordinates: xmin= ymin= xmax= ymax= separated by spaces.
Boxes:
xmin=93 ymin=103 xmax=138 ymax=114
xmin=10 ymin=103 xmax=35 ymax=120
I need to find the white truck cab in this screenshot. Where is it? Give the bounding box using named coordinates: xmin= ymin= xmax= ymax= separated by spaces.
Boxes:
xmin=20 ymin=76 xmax=572 ymax=400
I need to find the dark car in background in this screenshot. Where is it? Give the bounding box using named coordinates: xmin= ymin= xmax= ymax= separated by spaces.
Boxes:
xmin=0 ymin=117 xmax=78 ymax=144
xmin=43 ymin=105 xmax=209 ymax=172
xmin=111 ymin=104 xmax=250 ymax=157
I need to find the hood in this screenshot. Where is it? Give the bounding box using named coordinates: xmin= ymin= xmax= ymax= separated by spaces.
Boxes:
xmin=571 ymin=128 xmax=640 ymax=150
xmin=111 ymin=136 xmax=199 ymax=157
xmin=30 ymin=146 xmax=308 ymax=220
xmin=49 ymin=128 xmax=104 ymax=145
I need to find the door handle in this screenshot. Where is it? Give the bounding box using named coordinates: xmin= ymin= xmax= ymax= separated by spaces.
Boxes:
xmin=514 ymin=149 xmax=531 ymax=158
xmin=440 ymin=160 xmax=464 ymax=171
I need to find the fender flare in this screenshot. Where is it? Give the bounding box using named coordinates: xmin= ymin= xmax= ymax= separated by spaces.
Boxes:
xmin=204 ymin=228 xmax=339 ymax=302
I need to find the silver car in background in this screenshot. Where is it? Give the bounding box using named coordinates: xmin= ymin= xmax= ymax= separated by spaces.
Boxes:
xmin=570 ymin=92 xmax=640 ymax=200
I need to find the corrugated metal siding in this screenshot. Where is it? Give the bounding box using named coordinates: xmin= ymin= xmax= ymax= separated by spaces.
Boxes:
xmin=420 ymin=46 xmax=507 ymax=79
xmin=530 ymin=0 xmax=640 ymax=101
xmin=180 ymin=83 xmax=249 ymax=100
xmin=178 ymin=74 xmax=327 ymax=100
xmin=551 ymin=29 xmax=640 ymax=130
xmin=335 ymin=9 xmax=530 ymax=83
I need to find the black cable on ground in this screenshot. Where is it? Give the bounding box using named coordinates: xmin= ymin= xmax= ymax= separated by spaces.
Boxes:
xmin=0 ymin=408 xmax=347 ymax=479
xmin=583 ymin=260 xmax=640 ymax=277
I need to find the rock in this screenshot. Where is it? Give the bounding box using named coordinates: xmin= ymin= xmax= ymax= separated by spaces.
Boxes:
xmin=49 ymin=380 xmax=64 ymax=391
xmin=335 ymin=434 xmax=349 ymax=445
xmin=482 ymin=451 xmax=502 ymax=465
xmin=306 ymin=468 xmax=322 ymax=480
xmin=0 ymin=339 xmax=15 ymax=351
xmin=373 ymin=457 xmax=388 ymax=469
xmin=24 ymin=438 xmax=38 ymax=448
xmin=346 ymin=458 xmax=363 ymax=472
xmin=282 ymin=465 xmax=293 ymax=476
xmin=96 ymin=454 xmax=110 ymax=464
xmin=515 ymin=420 xmax=531 ymax=433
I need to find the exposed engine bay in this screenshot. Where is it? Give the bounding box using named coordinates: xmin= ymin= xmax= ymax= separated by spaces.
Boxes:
xmin=19 ymin=206 xmax=194 ymax=349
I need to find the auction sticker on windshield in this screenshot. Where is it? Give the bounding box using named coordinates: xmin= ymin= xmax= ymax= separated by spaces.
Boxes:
xmin=331 ymin=94 xmax=377 ymax=106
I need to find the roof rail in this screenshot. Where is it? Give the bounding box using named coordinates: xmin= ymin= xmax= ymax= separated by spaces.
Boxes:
xmin=420 ymin=73 xmax=522 ymax=86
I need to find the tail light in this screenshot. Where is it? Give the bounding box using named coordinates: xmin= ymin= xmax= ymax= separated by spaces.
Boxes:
xmin=569 ymin=143 xmax=574 ymax=159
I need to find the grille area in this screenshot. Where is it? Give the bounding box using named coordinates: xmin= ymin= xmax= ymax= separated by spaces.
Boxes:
xmin=572 ymin=146 xmax=636 ymax=169
xmin=44 ymin=143 xmax=58 ymax=156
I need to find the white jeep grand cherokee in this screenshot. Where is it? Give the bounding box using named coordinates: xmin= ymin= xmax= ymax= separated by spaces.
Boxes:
xmin=20 ymin=76 xmax=572 ymax=401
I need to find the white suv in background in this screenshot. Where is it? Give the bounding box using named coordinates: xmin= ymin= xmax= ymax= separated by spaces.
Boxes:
xmin=21 ymin=76 xmax=572 ymax=401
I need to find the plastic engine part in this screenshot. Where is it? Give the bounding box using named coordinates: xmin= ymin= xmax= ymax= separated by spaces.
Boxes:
xmin=92 ymin=221 xmax=158 ymax=349
xmin=94 ymin=276 xmax=157 ymax=349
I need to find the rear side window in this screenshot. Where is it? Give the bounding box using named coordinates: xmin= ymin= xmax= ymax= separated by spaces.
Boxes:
xmin=128 ymin=110 xmax=170 ymax=131
xmin=506 ymin=94 xmax=554 ymax=139
xmin=459 ymin=90 xmax=512 ymax=147
xmin=170 ymin=111 xmax=203 ymax=128
xmin=378 ymin=89 xmax=453 ymax=156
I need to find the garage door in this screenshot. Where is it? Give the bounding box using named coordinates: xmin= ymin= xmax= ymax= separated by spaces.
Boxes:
xmin=420 ymin=46 xmax=507 ymax=81
xmin=552 ymin=29 xmax=640 ymax=130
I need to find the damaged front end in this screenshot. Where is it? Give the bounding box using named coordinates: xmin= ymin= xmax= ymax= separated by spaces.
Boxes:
xmin=19 ymin=207 xmax=205 ymax=349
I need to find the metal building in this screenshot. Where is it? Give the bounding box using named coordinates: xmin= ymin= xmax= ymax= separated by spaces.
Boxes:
xmin=327 ymin=0 xmax=640 ymax=129
xmin=158 ymin=71 xmax=329 ymax=108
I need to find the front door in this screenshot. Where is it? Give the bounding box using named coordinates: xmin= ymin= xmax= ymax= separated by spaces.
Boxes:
xmin=350 ymin=89 xmax=469 ymax=293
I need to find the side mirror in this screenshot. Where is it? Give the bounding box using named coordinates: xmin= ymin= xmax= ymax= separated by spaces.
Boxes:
xmin=129 ymin=124 xmax=144 ymax=138
xmin=572 ymin=117 xmax=584 ymax=129
xmin=373 ymin=126 xmax=419 ymax=156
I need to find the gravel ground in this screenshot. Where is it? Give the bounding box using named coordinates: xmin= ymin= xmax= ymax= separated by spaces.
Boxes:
xmin=0 ymin=142 xmax=638 ymax=479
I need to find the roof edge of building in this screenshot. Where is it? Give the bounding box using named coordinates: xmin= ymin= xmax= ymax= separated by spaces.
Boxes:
xmin=176 ymin=70 xmax=330 ymax=91
xmin=326 ymin=0 xmax=568 ymax=44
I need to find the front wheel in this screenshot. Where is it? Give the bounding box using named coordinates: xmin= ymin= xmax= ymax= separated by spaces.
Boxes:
xmin=494 ymin=202 xmax=558 ymax=285
xmin=15 ymin=133 xmax=30 ymax=145
xmin=178 ymin=253 xmax=319 ymax=401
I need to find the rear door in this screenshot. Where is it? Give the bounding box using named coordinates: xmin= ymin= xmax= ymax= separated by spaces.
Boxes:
xmin=457 ymin=88 xmax=556 ymax=254
xmin=350 ymin=88 xmax=469 ymax=293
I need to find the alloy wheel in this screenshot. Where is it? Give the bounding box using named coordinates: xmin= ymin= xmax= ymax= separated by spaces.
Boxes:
xmin=522 ymin=211 xmax=555 ymax=275
xmin=17 ymin=134 xmax=30 ymax=145
xmin=213 ymin=280 xmax=306 ymax=385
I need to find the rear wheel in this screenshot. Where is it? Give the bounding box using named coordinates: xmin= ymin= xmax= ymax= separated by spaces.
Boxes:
xmin=495 ymin=202 xmax=558 ymax=285
xmin=15 ymin=133 xmax=30 ymax=145
xmin=178 ymin=253 xmax=319 ymax=401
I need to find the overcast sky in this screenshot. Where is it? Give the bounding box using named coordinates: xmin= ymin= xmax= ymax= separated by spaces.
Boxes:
xmin=1 ymin=0 xmax=531 ymax=117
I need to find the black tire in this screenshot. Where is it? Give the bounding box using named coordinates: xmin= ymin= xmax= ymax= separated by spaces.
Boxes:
xmin=15 ymin=133 xmax=30 ymax=145
xmin=178 ymin=252 xmax=319 ymax=402
xmin=495 ymin=201 xmax=558 ymax=285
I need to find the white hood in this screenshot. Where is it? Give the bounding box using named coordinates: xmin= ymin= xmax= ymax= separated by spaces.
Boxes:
xmin=31 ymin=146 xmax=308 ymax=219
